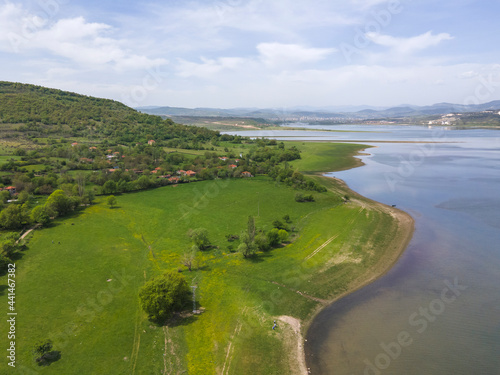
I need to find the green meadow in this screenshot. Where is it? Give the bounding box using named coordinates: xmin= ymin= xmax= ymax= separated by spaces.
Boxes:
xmin=0 ymin=143 xmax=410 ymax=374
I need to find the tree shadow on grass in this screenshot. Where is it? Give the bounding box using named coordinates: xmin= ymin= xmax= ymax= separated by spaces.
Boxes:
xmin=0 ymin=285 xmax=8 ymax=296
xmin=152 ymin=310 xmax=201 ymax=328
xmin=36 ymin=351 xmax=61 ymax=366
xmin=246 ymin=252 xmax=273 ymax=263
xmin=47 ymin=209 xmax=86 ymax=228
xmin=9 ymin=250 xmax=26 ymax=263
xmin=168 ymin=313 xmax=199 ymax=328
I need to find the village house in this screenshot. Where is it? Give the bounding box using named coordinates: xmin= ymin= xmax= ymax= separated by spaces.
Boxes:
xmin=241 ymin=171 xmax=253 ymax=178
xmin=148 ymin=140 xmax=156 ymax=145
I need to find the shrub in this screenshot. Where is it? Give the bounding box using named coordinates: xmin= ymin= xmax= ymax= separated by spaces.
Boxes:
xmin=267 ymin=228 xmax=281 ymax=247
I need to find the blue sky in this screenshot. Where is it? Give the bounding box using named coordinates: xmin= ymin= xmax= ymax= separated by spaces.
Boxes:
xmin=1 ymin=0 xmax=500 ymax=109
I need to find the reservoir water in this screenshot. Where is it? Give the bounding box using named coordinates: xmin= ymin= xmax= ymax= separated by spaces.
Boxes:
xmin=228 ymin=125 xmax=500 ymax=374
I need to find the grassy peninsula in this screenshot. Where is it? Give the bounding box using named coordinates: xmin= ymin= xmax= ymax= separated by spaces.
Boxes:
xmin=0 ymin=83 xmax=414 ymax=374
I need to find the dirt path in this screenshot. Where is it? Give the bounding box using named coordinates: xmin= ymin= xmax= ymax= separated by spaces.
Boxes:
xmin=278 ymin=316 xmax=308 ymax=375
xmin=16 ymin=224 xmax=41 ymax=244
xmin=271 ymin=281 xmax=328 ymax=304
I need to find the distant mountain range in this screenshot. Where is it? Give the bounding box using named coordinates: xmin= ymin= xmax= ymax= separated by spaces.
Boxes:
xmin=137 ymin=101 xmax=500 ymax=120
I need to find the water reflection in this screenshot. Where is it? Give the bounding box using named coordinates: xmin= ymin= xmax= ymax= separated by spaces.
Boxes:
xmin=303 ymin=128 xmax=500 ymax=374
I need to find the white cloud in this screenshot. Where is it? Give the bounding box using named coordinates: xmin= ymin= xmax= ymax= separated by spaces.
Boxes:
xmin=459 ymin=70 xmax=479 ymax=79
xmin=150 ymin=0 xmax=357 ymax=54
xmin=366 ymin=31 xmax=454 ymax=54
xmin=0 ymin=3 xmax=166 ymax=71
xmin=176 ymin=57 xmax=245 ymax=78
xmin=257 ymin=43 xmax=336 ymax=67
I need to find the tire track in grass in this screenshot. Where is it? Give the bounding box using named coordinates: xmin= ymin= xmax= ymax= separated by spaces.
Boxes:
xmin=304 ymin=235 xmax=338 ymax=261
xmin=163 ymin=326 xmax=171 ymax=374
xmin=131 ymin=270 xmax=147 ymax=374
xmin=222 ymin=308 xmax=246 ymax=375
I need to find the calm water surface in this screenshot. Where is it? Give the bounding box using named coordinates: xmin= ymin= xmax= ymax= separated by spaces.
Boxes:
xmin=228 ymin=125 xmax=500 ymax=374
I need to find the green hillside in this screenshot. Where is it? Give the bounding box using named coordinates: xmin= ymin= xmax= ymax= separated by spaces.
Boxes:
xmin=0 ymin=81 xmax=219 ymax=146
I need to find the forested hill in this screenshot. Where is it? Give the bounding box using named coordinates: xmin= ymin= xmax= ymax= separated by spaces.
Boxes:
xmin=0 ymin=81 xmax=219 ymax=146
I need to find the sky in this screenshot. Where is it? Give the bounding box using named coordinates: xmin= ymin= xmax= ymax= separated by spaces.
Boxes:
xmin=1 ymin=0 xmax=500 ymax=109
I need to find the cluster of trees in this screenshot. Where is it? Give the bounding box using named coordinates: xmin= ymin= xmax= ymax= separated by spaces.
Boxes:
xmin=0 ymin=233 xmax=22 ymax=271
xmin=268 ymin=165 xmax=327 ymax=193
xmin=295 ymin=193 xmax=315 ymax=202
xmin=236 ymin=216 xmax=290 ymax=258
xmin=246 ymin=142 xmax=301 ymax=163
xmin=0 ymin=189 xmax=82 ymax=230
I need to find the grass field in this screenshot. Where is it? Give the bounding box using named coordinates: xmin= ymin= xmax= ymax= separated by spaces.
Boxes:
xmin=288 ymin=141 xmax=371 ymax=173
xmin=0 ymin=143 xmax=412 ymax=374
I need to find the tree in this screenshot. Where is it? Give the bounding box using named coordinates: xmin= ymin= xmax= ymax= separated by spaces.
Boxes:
xmin=18 ymin=190 xmax=30 ymax=204
xmin=187 ymin=228 xmax=211 ymax=250
xmin=254 ymin=232 xmax=270 ymax=251
xmin=30 ymin=205 xmax=50 ymax=225
xmin=33 ymin=340 xmax=52 ymax=358
xmin=33 ymin=339 xmax=60 ymax=366
xmin=0 ymin=204 xmax=28 ymax=229
xmin=278 ymin=229 xmax=288 ymax=243
xmin=0 ymin=190 xmax=10 ymax=203
xmin=139 ymin=271 xmax=191 ymax=322
xmin=75 ymin=172 xmax=86 ymax=197
xmin=247 ymin=215 xmax=255 ymax=242
xmin=238 ymin=232 xmax=256 ymax=258
xmin=272 ymin=219 xmax=285 ymax=230
xmin=181 ymin=245 xmax=198 ymax=271
xmin=238 ymin=241 xmax=255 ymax=258
xmin=44 ymin=189 xmax=73 ymax=217
xmin=267 ymin=228 xmax=281 ymax=247
xmin=1 ymin=233 xmax=19 ymax=258
xmin=82 ymin=190 xmax=95 ymax=205
xmin=136 ymin=175 xmax=152 ymax=190
xmin=106 ymin=195 xmax=117 ymax=208
xmin=102 ymin=180 xmax=117 ymax=194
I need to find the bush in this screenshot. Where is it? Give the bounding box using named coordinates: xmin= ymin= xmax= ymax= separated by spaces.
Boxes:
xmin=225 ymin=234 xmax=239 ymax=242
xmin=267 ymin=228 xmax=281 ymax=247
xmin=278 ymin=229 xmax=288 ymax=243
xmin=187 ymin=228 xmax=211 ymax=250
xmin=295 ymin=193 xmax=314 ymax=202
xmin=255 ymin=232 xmax=270 ymax=251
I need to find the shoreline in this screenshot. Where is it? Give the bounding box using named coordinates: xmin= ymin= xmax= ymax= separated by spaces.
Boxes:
xmin=295 ymin=150 xmax=415 ymax=375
